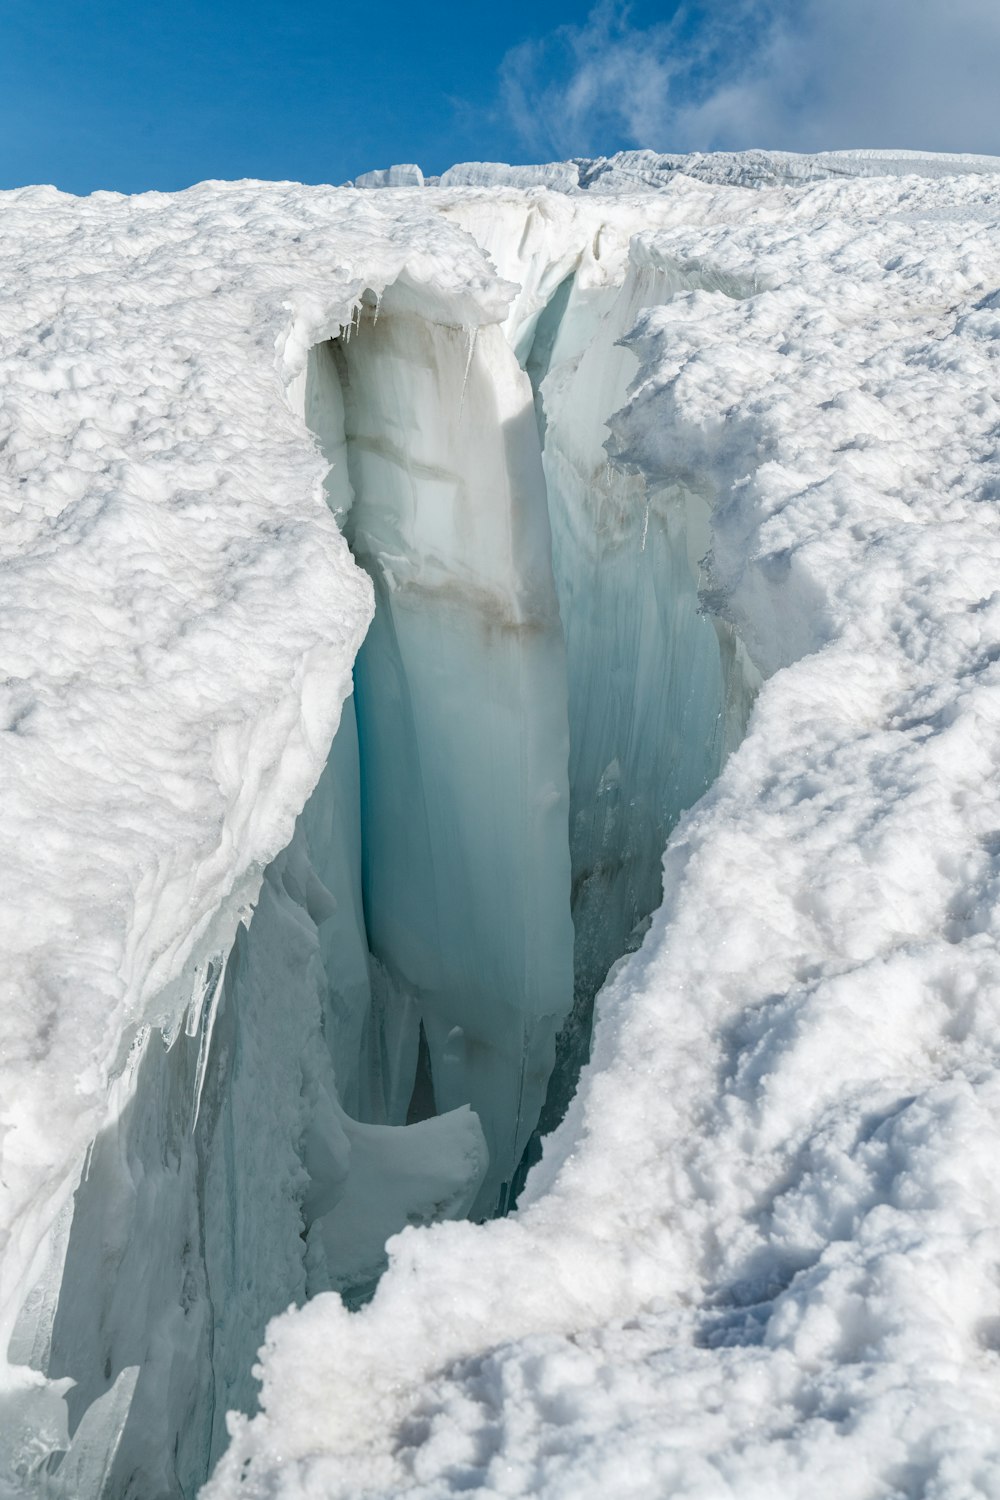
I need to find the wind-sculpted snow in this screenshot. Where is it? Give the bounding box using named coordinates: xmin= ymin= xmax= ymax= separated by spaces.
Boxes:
xmin=4 ymin=156 xmax=1000 ymax=1498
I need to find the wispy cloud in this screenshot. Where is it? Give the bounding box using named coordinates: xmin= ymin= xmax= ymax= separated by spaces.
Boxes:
xmin=497 ymin=1 xmax=723 ymax=160
xmin=499 ymin=0 xmax=1000 ymax=159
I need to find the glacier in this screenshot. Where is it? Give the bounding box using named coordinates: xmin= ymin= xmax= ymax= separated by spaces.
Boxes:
xmin=2 ymin=150 xmax=1000 ymax=1499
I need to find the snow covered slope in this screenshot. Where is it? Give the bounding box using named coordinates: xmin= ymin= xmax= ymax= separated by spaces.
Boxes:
xmin=3 ymin=153 xmax=1000 ymax=1498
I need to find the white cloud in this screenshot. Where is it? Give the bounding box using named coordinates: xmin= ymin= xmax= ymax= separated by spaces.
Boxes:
xmin=498 ymin=2 xmax=693 ymax=160
xmin=500 ymin=0 xmax=1000 ymax=158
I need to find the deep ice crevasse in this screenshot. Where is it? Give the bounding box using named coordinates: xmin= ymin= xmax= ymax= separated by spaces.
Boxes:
xmin=3 ymin=186 xmax=755 ymax=1496
xmin=7 ymin=157 xmax=1000 ymax=1500
xmin=205 ymin=167 xmax=1000 ymax=1500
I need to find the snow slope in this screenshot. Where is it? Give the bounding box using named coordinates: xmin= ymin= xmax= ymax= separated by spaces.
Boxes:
xmin=3 ymin=153 xmax=1000 ymax=1497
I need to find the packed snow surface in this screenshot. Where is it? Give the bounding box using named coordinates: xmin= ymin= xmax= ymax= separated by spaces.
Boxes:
xmin=3 ymin=149 xmax=1000 ymax=1498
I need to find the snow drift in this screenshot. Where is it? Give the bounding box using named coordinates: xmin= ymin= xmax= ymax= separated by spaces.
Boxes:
xmin=3 ymin=151 xmax=1000 ymax=1498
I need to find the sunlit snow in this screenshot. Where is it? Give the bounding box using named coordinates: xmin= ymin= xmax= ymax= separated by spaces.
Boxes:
xmin=3 ymin=149 xmax=1000 ymax=1499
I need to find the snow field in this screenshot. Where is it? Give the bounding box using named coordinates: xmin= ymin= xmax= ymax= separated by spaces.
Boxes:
xmin=2 ymin=155 xmax=1000 ymax=1497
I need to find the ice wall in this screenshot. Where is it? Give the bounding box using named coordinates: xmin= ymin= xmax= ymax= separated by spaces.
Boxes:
xmin=292 ymin=240 xmax=756 ymax=1234
xmin=318 ymin=256 xmax=755 ymax=1217
xmin=521 ymin=252 xmax=758 ymax=1156
xmin=329 ymin=308 xmax=576 ymax=1216
xmin=16 ymin=738 xmax=488 ymax=1496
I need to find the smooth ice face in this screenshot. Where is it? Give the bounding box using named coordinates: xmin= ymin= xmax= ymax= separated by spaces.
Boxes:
xmin=330 ymin=311 xmax=576 ymax=1216
xmin=305 ymin=255 xmax=757 ymax=1213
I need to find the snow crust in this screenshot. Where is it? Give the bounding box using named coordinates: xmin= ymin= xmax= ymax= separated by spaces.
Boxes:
xmin=4 ymin=150 xmax=1000 ymax=1497
xmin=331 ymin=312 xmax=575 ymax=1217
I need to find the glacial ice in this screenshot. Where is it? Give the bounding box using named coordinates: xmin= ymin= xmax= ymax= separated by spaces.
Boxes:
xmin=353 ymin=164 xmax=425 ymax=190
xmin=329 ymin=309 xmax=576 ymax=1218
xmin=522 ymin=251 xmax=758 ymax=1153
xmin=5 ymin=153 xmax=1000 ymax=1500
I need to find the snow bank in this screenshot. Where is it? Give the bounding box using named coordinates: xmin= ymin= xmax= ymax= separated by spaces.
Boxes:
xmin=3 ymin=153 xmax=1000 ymax=1498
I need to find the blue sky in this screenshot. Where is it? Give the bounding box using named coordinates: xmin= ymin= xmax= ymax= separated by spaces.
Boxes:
xmin=2 ymin=0 xmax=1000 ymax=194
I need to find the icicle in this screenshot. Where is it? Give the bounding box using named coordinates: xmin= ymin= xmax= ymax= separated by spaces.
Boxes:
xmin=498 ymin=1020 xmax=530 ymax=1217
xmin=640 ymin=498 xmax=650 ymax=552
xmin=342 ymin=300 xmax=362 ymax=345
xmin=191 ymin=956 xmax=227 ymax=1128
xmin=458 ymin=325 xmax=477 ymax=421
xmin=372 ymin=288 xmax=382 ymax=327
xmin=185 ymin=954 xmax=216 ymax=1038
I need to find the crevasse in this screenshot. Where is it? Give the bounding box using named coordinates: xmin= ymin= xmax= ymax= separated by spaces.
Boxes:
xmin=13 ymin=238 xmax=755 ymax=1499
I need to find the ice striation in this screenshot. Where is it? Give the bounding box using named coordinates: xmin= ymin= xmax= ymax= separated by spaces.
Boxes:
xmin=3 ymin=152 xmax=1000 ymax=1500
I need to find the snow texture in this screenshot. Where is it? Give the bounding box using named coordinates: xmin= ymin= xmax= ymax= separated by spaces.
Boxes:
xmin=3 ymin=151 xmax=1000 ymax=1498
